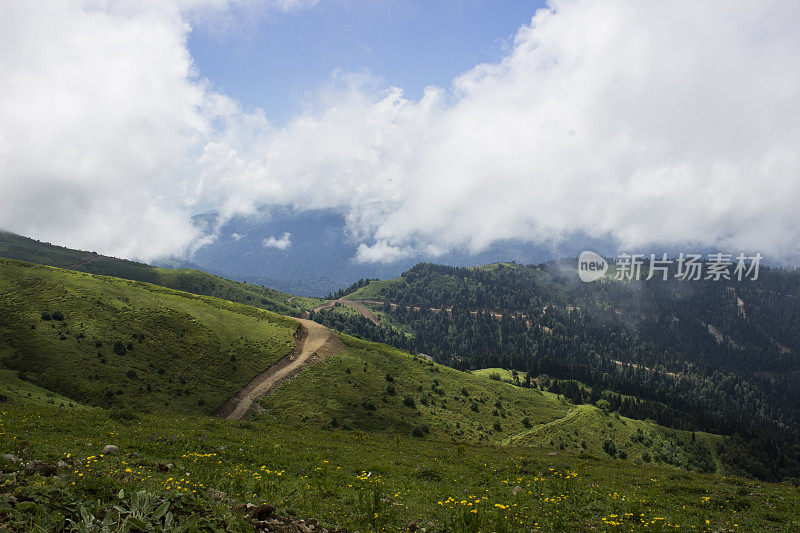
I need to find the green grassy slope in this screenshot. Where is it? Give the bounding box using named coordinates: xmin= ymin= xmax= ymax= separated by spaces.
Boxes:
xmin=0 ymin=230 xmax=324 ymax=315
xmin=502 ymin=404 xmax=722 ymax=473
xmin=0 ymin=259 xmax=298 ymax=415
xmin=1 ymin=403 xmax=798 ymax=531
xmin=0 ymin=369 xmax=86 ymax=409
xmin=261 ymin=335 xmax=570 ymax=441
xmin=263 ymin=340 xmax=724 ymax=476
xmin=346 ymin=278 xmax=406 ymax=300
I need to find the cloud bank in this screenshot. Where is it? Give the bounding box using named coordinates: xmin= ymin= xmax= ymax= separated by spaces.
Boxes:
xmin=3 ymin=1 xmax=800 ymax=263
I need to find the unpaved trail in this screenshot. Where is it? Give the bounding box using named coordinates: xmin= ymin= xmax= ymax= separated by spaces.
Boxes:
xmin=312 ymin=299 xmax=380 ymax=325
xmin=216 ymin=318 xmax=343 ymax=420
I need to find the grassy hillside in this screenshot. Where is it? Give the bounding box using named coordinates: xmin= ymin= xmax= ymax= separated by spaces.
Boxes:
xmin=0 ymin=230 xmax=323 ymax=315
xmin=502 ymin=404 xmax=722 ymax=473
xmin=347 ymin=278 xmax=406 ymax=300
xmin=1 ymin=403 xmax=799 ymax=531
xmin=0 ymin=259 xmax=298 ymax=415
xmin=260 ymin=335 xmax=722 ymax=478
xmin=0 ymin=369 xmax=86 ymax=409
xmin=261 ymin=335 xmax=570 ymax=441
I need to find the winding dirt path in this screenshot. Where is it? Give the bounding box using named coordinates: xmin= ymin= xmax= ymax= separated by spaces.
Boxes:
xmin=312 ymin=299 xmax=380 ymax=325
xmin=216 ymin=318 xmax=343 ymax=420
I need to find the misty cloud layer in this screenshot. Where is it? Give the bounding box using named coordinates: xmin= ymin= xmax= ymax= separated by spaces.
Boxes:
xmin=2 ymin=1 xmax=799 ymax=263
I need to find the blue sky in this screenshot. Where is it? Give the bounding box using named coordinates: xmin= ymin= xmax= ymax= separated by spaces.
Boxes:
xmin=188 ymin=0 xmax=545 ymax=124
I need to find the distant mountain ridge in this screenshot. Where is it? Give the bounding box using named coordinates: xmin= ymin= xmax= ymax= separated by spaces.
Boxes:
xmin=0 ymin=229 xmax=320 ymax=316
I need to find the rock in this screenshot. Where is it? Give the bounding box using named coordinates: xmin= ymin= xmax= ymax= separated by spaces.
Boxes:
xmin=511 ymin=485 xmax=522 ymax=496
xmin=24 ymin=461 xmax=57 ymax=477
xmin=2 ymin=454 xmax=19 ymax=464
xmin=57 ymin=460 xmax=69 ymax=469
xmin=299 ymin=526 xmax=312 ymax=533
xmin=102 ymin=445 xmax=119 ymax=455
xmin=157 ymin=462 xmax=172 ymax=472
xmin=207 ymin=488 xmax=226 ymax=501
xmin=547 ymin=451 xmax=559 ymax=456
xmin=249 ymin=503 xmax=276 ymax=520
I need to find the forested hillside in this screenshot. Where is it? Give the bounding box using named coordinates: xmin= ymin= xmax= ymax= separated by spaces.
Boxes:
xmin=320 ymin=261 xmax=800 ymax=481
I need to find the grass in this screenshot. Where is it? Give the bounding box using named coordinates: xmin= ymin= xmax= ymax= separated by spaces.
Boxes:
xmin=347 ymin=278 xmax=406 ymax=300
xmin=1 ymin=403 xmax=799 ymax=531
xmin=473 ymin=367 xmax=529 ymax=385
xmin=0 ymin=259 xmax=298 ymax=415
xmin=0 ymin=369 xmax=85 ymax=409
xmin=260 ymin=334 xmax=570 ymax=441
xmin=0 ymin=230 xmax=325 ymax=315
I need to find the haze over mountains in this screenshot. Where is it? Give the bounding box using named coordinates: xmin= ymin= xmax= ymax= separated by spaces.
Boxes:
xmin=186 ymin=208 xmax=621 ymax=295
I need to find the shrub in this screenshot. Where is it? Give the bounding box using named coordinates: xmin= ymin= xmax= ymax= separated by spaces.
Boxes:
xmin=40 ymin=312 xmax=51 ymax=321
xmin=386 ymin=384 xmax=396 ymax=396
xmin=51 ymin=310 xmax=64 ymax=321
xmin=402 ymin=395 xmax=416 ymax=408
xmin=113 ymin=341 xmax=127 ymax=356
xmin=362 ymin=399 xmax=376 ymax=411
xmin=488 ymin=372 xmax=502 ymax=381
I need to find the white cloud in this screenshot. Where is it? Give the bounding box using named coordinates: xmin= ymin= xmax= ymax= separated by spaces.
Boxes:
xmin=0 ymin=0 xmax=313 ymax=261
xmin=231 ymin=232 xmax=244 ymax=241
xmin=262 ymin=232 xmax=292 ymax=249
xmin=196 ymin=0 xmax=800 ymax=263
xmin=3 ymin=1 xmax=800 ymax=264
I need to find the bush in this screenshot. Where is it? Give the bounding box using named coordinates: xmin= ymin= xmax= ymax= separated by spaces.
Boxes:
xmin=361 ymin=399 xmax=376 ymax=411
xmin=488 ymin=372 xmax=502 ymax=381
xmin=402 ymin=395 xmax=416 ymax=408
xmin=113 ymin=341 xmax=127 ymax=356
xmin=51 ymin=310 xmax=64 ymax=321
xmin=411 ymin=425 xmax=430 ymax=438
xmin=386 ymin=384 xmax=396 ymax=396
xmin=603 ymin=439 xmax=617 ymax=457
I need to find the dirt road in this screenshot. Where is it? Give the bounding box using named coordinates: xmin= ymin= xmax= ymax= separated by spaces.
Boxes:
xmin=216 ymin=318 xmax=343 ymax=420
xmin=312 ymin=299 xmax=380 ymax=325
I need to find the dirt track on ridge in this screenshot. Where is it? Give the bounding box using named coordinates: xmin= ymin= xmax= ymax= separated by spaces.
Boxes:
xmin=312 ymin=299 xmax=380 ymax=325
xmin=216 ymin=318 xmax=343 ymax=421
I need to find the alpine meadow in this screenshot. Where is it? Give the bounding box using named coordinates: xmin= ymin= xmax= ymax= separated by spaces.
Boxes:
xmin=3 ymin=1 xmax=800 ymax=532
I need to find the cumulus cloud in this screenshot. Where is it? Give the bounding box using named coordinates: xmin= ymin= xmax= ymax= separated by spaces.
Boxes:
xmin=0 ymin=0 xmax=313 ymax=261
xmin=263 ymin=232 xmax=292 ymax=249
xmin=3 ymin=0 xmax=800 ymax=264
xmin=195 ymin=0 xmax=800 ymax=262
xmin=231 ymin=232 xmax=244 ymax=241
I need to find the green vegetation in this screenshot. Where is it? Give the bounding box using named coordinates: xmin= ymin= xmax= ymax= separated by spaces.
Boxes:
xmin=0 ymin=230 xmax=324 ymax=315
xmin=347 ymin=277 xmax=406 ymax=300
xmin=0 ymin=369 xmax=85 ymax=409
xmin=0 ymin=259 xmax=298 ymax=415
xmin=1 ymin=403 xmax=799 ymax=531
xmin=331 ymin=261 xmax=800 ymax=482
xmin=502 ymin=404 xmax=721 ymax=474
xmin=261 ymin=335 xmax=569 ymax=441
